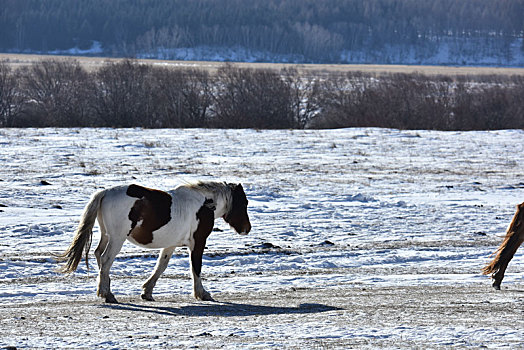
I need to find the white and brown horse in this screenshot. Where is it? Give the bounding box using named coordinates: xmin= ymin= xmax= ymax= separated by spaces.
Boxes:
xmin=59 ymin=181 xmax=251 ymax=303
xmin=483 ymin=202 xmax=524 ymax=289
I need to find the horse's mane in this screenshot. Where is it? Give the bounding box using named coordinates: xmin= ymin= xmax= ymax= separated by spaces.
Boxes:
xmin=185 ymin=181 xmax=233 ymax=208
xmin=185 ymin=181 xmax=231 ymax=194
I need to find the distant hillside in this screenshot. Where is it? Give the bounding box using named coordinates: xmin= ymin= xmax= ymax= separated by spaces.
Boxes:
xmin=1 ymin=0 xmax=523 ymax=66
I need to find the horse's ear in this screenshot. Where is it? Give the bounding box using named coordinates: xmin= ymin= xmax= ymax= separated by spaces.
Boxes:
xmin=227 ymin=182 xmax=242 ymax=191
xmin=232 ymin=183 xmax=246 ymax=195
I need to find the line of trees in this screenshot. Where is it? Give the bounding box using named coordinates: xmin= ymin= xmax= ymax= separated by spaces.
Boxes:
xmin=1 ymin=0 xmax=523 ymax=64
xmin=0 ymin=59 xmax=314 ymax=128
xmin=1 ymin=59 xmax=523 ymax=130
xmin=311 ymin=73 xmax=524 ymax=130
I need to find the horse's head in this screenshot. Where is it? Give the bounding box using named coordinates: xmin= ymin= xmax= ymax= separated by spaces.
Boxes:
xmin=223 ymin=183 xmax=251 ymax=235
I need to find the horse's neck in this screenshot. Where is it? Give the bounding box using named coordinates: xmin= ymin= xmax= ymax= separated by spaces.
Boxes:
xmin=190 ymin=183 xmax=231 ymax=218
xmin=211 ymin=192 xmax=230 ymax=218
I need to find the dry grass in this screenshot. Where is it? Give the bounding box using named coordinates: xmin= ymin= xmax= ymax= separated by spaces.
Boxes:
xmin=2 ymin=53 xmax=524 ymax=76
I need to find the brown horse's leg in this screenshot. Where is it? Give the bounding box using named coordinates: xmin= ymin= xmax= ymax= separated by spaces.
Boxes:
xmin=190 ymin=244 xmax=214 ymax=301
xmin=491 ymin=234 xmax=524 ymax=290
xmin=190 ymin=202 xmax=215 ymax=301
xmin=492 ymin=263 xmax=509 ymax=290
xmin=484 ymin=203 xmax=524 ymax=290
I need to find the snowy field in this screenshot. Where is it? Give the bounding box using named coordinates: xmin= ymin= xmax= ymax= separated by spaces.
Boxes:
xmin=0 ymin=127 xmax=523 ymax=349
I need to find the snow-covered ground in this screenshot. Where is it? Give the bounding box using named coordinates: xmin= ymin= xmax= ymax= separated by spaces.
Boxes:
xmin=138 ymin=37 xmax=524 ymax=66
xmin=26 ymin=37 xmax=524 ymax=67
xmin=1 ymin=128 xmax=523 ymax=348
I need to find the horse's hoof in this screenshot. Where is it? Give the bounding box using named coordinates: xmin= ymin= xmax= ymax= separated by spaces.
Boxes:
xmin=201 ymin=293 xmax=215 ymax=302
xmin=194 ymin=291 xmax=215 ymax=302
xmin=492 ymin=283 xmax=501 ymax=290
xmin=141 ymin=294 xmax=155 ymax=301
xmin=105 ymin=294 xmax=119 ymax=304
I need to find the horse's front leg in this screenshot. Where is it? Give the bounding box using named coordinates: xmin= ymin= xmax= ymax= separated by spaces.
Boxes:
xmin=190 ymin=245 xmax=214 ymax=301
xmin=141 ymin=246 xmax=175 ymax=301
xmin=190 ymin=201 xmax=215 ymax=301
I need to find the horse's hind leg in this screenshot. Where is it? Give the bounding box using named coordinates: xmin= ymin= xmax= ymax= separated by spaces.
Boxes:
xmin=97 ymin=233 xmax=126 ymax=303
xmin=94 ymin=213 xmax=109 ymax=269
xmin=492 ymin=235 xmax=524 ymax=290
xmin=141 ymin=246 xmax=175 ymax=301
xmin=492 ymin=263 xmax=509 ymax=290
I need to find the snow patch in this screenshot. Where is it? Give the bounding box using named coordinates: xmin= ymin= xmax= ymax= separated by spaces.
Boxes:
xmin=1 ymin=128 xmax=523 ymax=347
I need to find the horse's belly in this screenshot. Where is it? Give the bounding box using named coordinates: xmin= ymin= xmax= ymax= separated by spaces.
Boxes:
xmin=127 ymin=224 xmax=191 ymax=249
xmin=123 ymin=186 xmax=202 ymax=249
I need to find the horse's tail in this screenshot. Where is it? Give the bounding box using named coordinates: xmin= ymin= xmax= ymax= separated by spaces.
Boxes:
xmin=58 ymin=189 xmax=106 ymax=273
xmin=482 ymin=203 xmax=524 ymax=276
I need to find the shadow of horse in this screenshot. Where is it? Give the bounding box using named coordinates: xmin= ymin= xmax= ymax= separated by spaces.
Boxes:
xmin=102 ymin=300 xmax=342 ymax=317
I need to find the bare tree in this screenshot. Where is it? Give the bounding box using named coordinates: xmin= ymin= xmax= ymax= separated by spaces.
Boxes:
xmin=0 ymin=61 xmax=22 ymax=127
xmin=281 ymin=68 xmax=320 ymax=128
xmin=94 ymin=59 xmax=154 ymax=127
xmin=18 ymin=59 xmax=95 ymax=126
xmin=309 ymin=72 xmax=372 ymax=128
xmin=150 ymin=67 xmax=212 ymax=127
xmin=212 ymin=65 xmax=296 ymax=129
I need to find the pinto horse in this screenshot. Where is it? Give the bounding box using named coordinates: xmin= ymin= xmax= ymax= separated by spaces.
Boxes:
xmin=59 ymin=181 xmax=251 ymax=303
xmin=482 ymin=202 xmax=524 ymax=290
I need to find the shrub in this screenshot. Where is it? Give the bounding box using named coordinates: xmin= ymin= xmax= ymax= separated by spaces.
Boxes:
xmin=18 ymin=60 xmax=95 ymax=127
xmin=150 ymin=67 xmax=212 ymax=128
xmin=212 ymin=65 xmax=297 ymax=129
xmin=0 ymin=61 xmax=22 ymax=127
xmin=1 ymin=58 xmax=523 ymax=130
xmin=94 ymin=59 xmax=154 ymax=127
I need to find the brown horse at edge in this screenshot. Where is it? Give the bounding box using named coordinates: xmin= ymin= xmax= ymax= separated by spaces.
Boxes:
xmin=482 ymin=202 xmax=524 ymax=290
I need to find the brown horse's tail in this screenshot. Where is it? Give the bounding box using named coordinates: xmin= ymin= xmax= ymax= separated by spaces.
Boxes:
xmin=482 ymin=203 xmax=524 ymax=276
xmin=57 ymin=189 xmax=106 ymax=273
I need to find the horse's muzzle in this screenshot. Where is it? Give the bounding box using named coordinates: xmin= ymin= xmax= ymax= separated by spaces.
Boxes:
xmin=239 ymin=222 xmax=251 ymax=235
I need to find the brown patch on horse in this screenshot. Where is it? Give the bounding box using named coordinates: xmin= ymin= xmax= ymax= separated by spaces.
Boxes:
xmin=223 ymin=184 xmax=251 ymax=234
xmin=482 ymin=202 xmax=524 ymax=288
xmin=191 ymin=199 xmax=216 ymax=277
xmin=126 ymin=184 xmax=172 ymax=245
